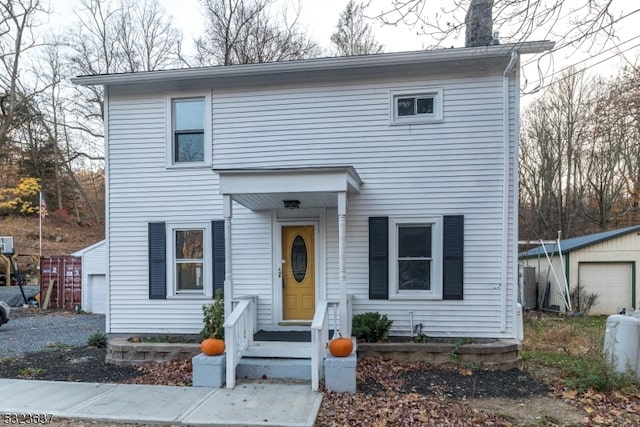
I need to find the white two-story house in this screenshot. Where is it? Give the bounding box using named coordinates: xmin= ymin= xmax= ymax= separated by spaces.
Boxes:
xmin=73 ymin=40 xmax=553 ymax=389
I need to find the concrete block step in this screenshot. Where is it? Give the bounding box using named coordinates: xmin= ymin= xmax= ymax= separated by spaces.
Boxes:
xmin=244 ymin=341 xmax=311 ymax=359
xmin=236 ymin=357 xmax=312 ymax=380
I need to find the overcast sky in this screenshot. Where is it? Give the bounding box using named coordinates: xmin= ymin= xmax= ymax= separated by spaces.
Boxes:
xmin=158 ymin=0 xmax=640 ymax=92
xmin=50 ymin=0 xmax=640 ymax=97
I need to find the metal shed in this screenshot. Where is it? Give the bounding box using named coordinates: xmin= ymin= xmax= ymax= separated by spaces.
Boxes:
xmin=74 ymin=240 xmax=106 ymax=314
xmin=519 ymin=226 xmax=640 ymax=315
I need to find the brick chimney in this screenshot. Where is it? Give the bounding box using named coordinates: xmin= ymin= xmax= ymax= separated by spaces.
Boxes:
xmin=465 ymin=0 xmax=494 ymax=47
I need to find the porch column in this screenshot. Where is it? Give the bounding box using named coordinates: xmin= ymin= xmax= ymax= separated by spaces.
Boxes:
xmin=223 ymin=194 xmax=233 ymax=319
xmin=338 ymin=191 xmax=349 ymax=337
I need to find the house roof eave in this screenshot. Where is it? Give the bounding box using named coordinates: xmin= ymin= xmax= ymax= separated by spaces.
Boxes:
xmin=71 ymin=41 xmax=555 ymax=87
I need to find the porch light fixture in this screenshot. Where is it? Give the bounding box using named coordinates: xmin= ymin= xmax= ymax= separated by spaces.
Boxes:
xmin=284 ymin=200 xmax=301 ymax=209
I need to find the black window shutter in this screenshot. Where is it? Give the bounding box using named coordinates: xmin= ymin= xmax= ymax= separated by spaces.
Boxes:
xmin=148 ymin=222 xmax=166 ymax=299
xmin=443 ymin=215 xmax=464 ymax=300
xmin=212 ymin=220 xmax=225 ymax=296
xmin=369 ymin=217 xmax=389 ymax=300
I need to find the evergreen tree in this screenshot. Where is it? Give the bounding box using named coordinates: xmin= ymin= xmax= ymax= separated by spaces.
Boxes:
xmin=331 ymin=0 xmax=383 ymax=56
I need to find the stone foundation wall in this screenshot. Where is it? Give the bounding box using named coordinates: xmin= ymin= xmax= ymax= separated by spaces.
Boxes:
xmin=357 ymin=339 xmax=521 ymax=369
xmin=106 ymin=338 xmax=201 ymax=367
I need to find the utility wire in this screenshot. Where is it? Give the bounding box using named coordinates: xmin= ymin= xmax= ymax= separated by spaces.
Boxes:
xmin=524 ymin=39 xmax=640 ymax=94
xmin=521 ymin=8 xmax=640 ymax=68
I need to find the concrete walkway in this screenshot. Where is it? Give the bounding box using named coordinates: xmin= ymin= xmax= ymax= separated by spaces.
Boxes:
xmin=0 ymin=379 xmax=322 ymax=426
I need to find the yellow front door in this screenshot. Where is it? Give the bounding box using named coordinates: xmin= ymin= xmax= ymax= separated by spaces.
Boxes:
xmin=282 ymin=225 xmax=315 ymax=321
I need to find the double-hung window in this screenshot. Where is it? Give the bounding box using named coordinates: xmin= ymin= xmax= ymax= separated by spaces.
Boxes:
xmin=390 ymin=87 xmax=443 ymax=124
xmin=398 ymin=225 xmax=432 ymax=290
xmin=174 ymin=99 xmax=204 ymax=162
xmin=174 ymin=229 xmax=204 ymax=292
xmin=389 ymin=217 xmax=442 ymax=298
xmin=166 ymin=93 xmax=211 ymax=167
xmin=165 ymin=222 xmax=213 ymax=297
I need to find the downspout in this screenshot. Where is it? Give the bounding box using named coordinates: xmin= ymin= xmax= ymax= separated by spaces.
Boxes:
xmin=501 ymin=52 xmax=518 ymax=333
xmin=104 ymin=85 xmax=111 ymax=334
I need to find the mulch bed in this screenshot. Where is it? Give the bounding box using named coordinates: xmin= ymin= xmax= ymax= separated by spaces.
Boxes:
xmin=0 ymin=346 xmax=550 ymax=400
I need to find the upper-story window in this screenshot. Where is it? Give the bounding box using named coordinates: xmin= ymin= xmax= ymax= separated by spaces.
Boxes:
xmin=166 ymin=92 xmax=211 ymax=168
xmin=173 ymin=98 xmax=204 ymax=162
xmin=390 ymin=87 xmax=443 ymax=125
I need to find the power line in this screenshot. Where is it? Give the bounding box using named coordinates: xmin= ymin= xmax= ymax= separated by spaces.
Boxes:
xmin=521 ymin=8 xmax=640 ymax=68
xmin=524 ymin=39 xmax=640 ymax=94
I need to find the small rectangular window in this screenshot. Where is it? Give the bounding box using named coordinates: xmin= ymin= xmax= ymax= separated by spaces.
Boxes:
xmin=396 ymin=97 xmax=434 ymax=117
xmin=390 ymin=88 xmax=442 ymax=124
xmin=175 ymin=229 xmax=204 ymax=291
xmin=173 ymin=98 xmax=205 ymax=163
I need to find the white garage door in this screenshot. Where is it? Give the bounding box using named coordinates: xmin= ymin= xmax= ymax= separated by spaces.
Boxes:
xmin=578 ymin=263 xmax=633 ymax=315
xmin=88 ymin=274 xmax=107 ymax=314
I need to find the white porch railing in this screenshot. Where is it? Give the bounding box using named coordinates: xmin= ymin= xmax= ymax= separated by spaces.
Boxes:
xmin=224 ymin=297 xmax=255 ymax=388
xmin=310 ymin=294 xmax=352 ymax=391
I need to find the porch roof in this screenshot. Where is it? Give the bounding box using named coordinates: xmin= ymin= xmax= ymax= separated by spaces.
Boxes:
xmin=215 ymin=166 xmax=362 ymax=211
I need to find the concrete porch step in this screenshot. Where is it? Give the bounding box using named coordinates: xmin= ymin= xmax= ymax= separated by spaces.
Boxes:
xmin=244 ymin=341 xmax=312 ymax=358
xmin=235 ymin=341 xmax=314 ymax=381
xmin=236 ymin=357 xmax=312 ymax=381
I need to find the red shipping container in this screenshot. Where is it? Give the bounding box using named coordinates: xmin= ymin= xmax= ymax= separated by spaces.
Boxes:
xmin=40 ymin=256 xmax=82 ymax=310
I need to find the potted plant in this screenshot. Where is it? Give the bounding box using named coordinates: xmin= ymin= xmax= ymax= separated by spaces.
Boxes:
xmin=200 ymin=289 xmax=225 ymax=356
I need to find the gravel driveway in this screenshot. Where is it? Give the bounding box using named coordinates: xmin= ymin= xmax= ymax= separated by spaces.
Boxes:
xmin=0 ymin=309 xmax=105 ymax=358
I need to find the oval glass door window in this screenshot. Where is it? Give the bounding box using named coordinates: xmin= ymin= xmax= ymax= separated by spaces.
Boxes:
xmin=291 ymin=235 xmax=308 ymax=283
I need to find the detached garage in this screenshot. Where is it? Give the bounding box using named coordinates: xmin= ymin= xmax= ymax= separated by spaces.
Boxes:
xmin=74 ymin=240 xmax=106 ymax=314
xmin=520 ymin=226 xmax=640 ymax=315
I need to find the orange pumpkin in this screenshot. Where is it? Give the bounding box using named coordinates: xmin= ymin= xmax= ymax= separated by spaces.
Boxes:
xmin=201 ymin=337 xmax=225 ymax=356
xmin=328 ymin=335 xmax=353 ymax=357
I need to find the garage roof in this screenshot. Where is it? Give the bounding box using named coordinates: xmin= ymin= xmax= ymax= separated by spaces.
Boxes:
xmin=519 ymin=225 xmax=640 ymax=258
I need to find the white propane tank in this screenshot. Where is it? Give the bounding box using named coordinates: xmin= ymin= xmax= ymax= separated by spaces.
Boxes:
xmin=516 ymin=303 xmax=524 ymax=341
xmin=604 ymin=314 xmax=640 ymax=376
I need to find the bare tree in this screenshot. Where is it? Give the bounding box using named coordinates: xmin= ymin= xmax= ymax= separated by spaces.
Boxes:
xmin=331 ymin=0 xmax=383 ymax=56
xmin=66 ymin=0 xmax=183 ymax=135
xmin=366 ymin=0 xmax=629 ymax=90
xmin=614 ymin=66 xmax=640 ymax=225
xmin=368 ymin=0 xmax=618 ymax=48
xmin=581 ymin=77 xmax=633 ymax=230
xmin=195 ymin=0 xmax=318 ymax=66
xmin=0 ymin=0 xmax=44 ymax=149
xmin=116 ymin=0 xmax=184 ymax=72
xmin=519 ymin=69 xmax=593 ymax=239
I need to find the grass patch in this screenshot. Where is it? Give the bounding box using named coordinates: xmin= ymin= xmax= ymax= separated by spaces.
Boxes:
xmin=45 ymin=343 xmax=74 ymax=350
xmin=523 ymin=313 xmax=640 ymax=394
xmin=18 ymin=367 xmax=46 ymax=377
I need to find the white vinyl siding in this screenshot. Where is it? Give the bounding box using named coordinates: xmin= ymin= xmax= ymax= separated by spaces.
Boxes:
xmin=105 ymin=66 xmax=520 ymax=338
xmin=75 ymin=240 xmax=107 ymax=314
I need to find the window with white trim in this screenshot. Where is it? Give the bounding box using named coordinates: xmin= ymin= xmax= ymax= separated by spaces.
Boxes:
xmin=167 ymin=223 xmax=212 ymax=297
xmin=166 ymin=93 xmax=211 ymax=167
xmin=389 ymin=217 xmax=442 ymax=298
xmin=390 ymin=88 xmax=443 ymax=124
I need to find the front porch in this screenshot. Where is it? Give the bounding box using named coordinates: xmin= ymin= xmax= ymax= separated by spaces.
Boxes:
xmin=216 ymin=167 xmax=363 ymax=390
xmin=223 ymin=296 xmax=353 ymax=390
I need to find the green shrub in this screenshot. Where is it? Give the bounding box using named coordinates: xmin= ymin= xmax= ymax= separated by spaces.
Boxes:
xmin=87 ymin=332 xmax=108 ymax=348
xmin=564 ymin=354 xmax=640 ymax=393
xmin=201 ymin=289 xmax=224 ymax=340
xmin=352 ymin=312 xmax=393 ymax=342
